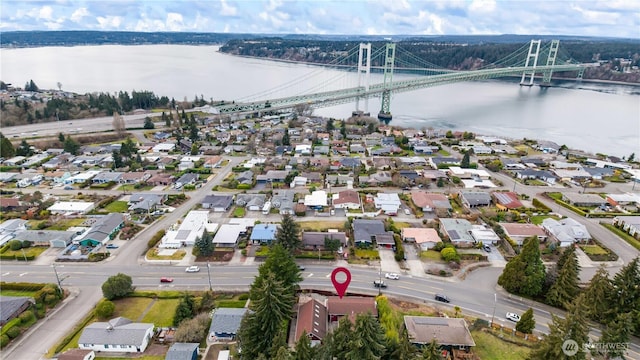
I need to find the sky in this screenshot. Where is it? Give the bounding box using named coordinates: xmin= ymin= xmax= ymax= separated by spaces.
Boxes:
xmin=1 ymin=0 xmax=639 ymax=39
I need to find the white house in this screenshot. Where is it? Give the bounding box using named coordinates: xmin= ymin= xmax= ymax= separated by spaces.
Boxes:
xmin=542 ymin=218 xmax=591 ymax=247
xmin=160 ymin=211 xmax=215 ymax=248
xmin=304 ymin=191 xmax=328 ymax=208
xmin=374 ymin=193 xmax=401 ymax=215
xmin=47 ymin=201 xmax=95 ymax=215
xmin=78 ymin=317 xmax=154 ymax=353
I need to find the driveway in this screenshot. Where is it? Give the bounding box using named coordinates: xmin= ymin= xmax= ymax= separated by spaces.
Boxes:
xmin=403 ymin=244 xmax=426 ymax=277
xmin=378 ymin=248 xmax=402 ymax=274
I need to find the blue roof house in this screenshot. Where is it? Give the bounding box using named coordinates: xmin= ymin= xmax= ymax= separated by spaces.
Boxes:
xmin=250 ymin=224 xmax=278 ymax=244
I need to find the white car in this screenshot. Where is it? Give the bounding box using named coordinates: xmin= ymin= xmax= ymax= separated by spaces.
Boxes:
xmin=185 ymin=266 xmax=200 ymax=273
xmin=506 ymin=312 xmax=521 ymax=322
xmin=384 ymin=272 xmax=400 ymax=280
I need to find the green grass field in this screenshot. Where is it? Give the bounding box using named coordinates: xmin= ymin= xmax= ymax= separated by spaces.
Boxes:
xmin=103 ymin=201 xmax=129 ymax=213
xmin=472 ymin=330 xmax=532 ymax=360
xmin=141 ymin=299 xmax=180 ymax=326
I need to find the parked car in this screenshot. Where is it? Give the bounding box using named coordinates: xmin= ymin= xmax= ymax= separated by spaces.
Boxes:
xmin=506 ymin=312 xmax=521 ymax=322
xmin=404 ymin=208 xmax=411 ymax=215
xmin=105 ymin=244 xmax=119 ymax=249
xmin=64 ymin=186 xmax=73 ymax=190
xmin=384 ymin=272 xmax=400 ymax=280
xmin=185 ymin=266 xmax=200 ymax=273
xmin=483 ymin=245 xmax=492 ymax=252
xmin=373 ymin=280 xmax=387 ymax=288
xmin=434 ymin=294 xmax=450 ymax=303
xmin=160 ymin=277 xmax=173 ymax=283
xmin=297 ymin=265 xmax=306 ymax=271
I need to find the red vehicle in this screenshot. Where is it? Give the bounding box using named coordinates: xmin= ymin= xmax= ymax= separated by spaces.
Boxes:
xmin=160 ymin=277 xmax=173 ymax=283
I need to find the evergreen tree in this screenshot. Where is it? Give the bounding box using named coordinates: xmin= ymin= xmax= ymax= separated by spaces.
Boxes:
xmin=253 ymin=243 xmax=301 ymax=302
xmin=340 ymin=119 xmax=346 ymax=137
xmin=275 ymin=345 xmax=293 ymax=360
xmin=516 ymin=308 xmax=536 ymax=334
xmin=582 ymin=265 xmax=613 ymax=323
xmin=275 ymin=214 xmax=302 ymax=251
xmin=461 ymin=151 xmax=470 ymax=168
xmin=420 ymin=338 xmax=443 ymax=360
xmin=194 ymin=230 xmax=215 ymax=256
xmin=162 ymin=111 xmax=170 ymax=127
xmin=237 ymin=271 xmax=294 ymax=359
xmin=529 ymin=294 xmax=591 ymax=360
xmin=326 ymin=118 xmax=334 ymax=132
xmin=597 ymin=312 xmax=633 ymax=359
xmin=498 ymin=236 xmax=546 ymax=297
xmin=606 ymin=257 xmax=640 ymax=335
xmin=112 ymin=149 xmax=123 ymax=169
xmin=189 ymin=122 xmax=199 ymax=142
xmin=0 ymin=133 xmax=15 ymax=158
xmin=386 ymin=328 xmax=418 ymax=360
xmin=269 ymin=327 xmax=288 ymax=358
xmin=546 ymin=246 xmax=581 ymax=308
xmin=16 ymin=140 xmax=32 ymax=156
xmin=294 ymin=331 xmax=316 ymax=360
xmin=173 ymin=292 xmax=195 ymax=326
xmin=282 ymin=130 xmax=290 ymax=146
xmin=331 ymin=317 xmax=355 ymax=359
xmin=62 ymin=137 xmax=79 ymax=155
xmin=345 ymin=313 xmax=387 ymax=360
xmin=143 ymin=116 xmax=155 ymax=129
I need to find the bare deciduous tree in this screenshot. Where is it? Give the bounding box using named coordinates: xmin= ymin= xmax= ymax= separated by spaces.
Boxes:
xmin=112 ymin=113 xmax=126 ymax=135
xmin=174 ymin=313 xmax=210 ymax=343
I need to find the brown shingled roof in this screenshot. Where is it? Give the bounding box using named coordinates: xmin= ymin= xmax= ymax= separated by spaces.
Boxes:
xmin=295 ymin=299 xmax=327 ymax=341
xmin=327 ymin=296 xmax=377 ymax=317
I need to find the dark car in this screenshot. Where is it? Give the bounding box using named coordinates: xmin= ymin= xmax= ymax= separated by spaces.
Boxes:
xmin=373 ymin=280 xmax=387 ymax=288
xmin=106 ymin=244 xmax=119 ymax=249
xmin=483 ymin=245 xmax=492 ymax=252
xmin=435 ymin=294 xmax=450 ymax=303
xmin=160 ymin=277 xmax=173 ymax=283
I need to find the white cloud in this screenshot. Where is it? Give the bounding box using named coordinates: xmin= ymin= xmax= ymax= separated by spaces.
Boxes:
xmin=166 ymin=13 xmax=184 ymax=31
xmin=71 ymin=7 xmax=90 ymax=22
xmin=38 ymin=6 xmax=54 ymax=20
xmin=220 ymin=0 xmax=237 ymax=16
xmin=96 ymin=16 xmax=123 ymax=30
xmin=469 ymin=0 xmax=496 ymax=13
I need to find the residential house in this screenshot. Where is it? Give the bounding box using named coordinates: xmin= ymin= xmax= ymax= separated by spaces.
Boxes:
xmin=13 ymin=230 xmax=75 ymax=248
xmin=398 ymin=157 xmax=428 ymax=167
xmin=447 ymin=167 xmax=491 ymax=179
xmin=295 ymin=298 xmax=327 ymax=346
xmin=612 ymin=216 xmax=640 ymax=237
xmin=607 ymin=193 xmax=640 ymax=210
xmin=272 ymin=190 xmax=295 ymax=215
xmin=521 ymin=157 xmax=549 ymax=168
xmin=174 ymin=173 xmax=198 ymax=189
xmin=57 ymin=349 xmax=95 ymax=360
xmin=128 ymin=193 xmax=165 ymax=213
xmin=515 ymin=169 xmax=557 ymax=184
xmin=492 ymin=192 xmax=523 ymax=210
xmin=119 ymin=172 xmax=150 ymax=184
xmin=295 ymin=144 xmax=312 ymax=155
xmin=301 ymin=231 xmax=348 ymax=250
xmin=160 ymin=211 xmax=214 ymax=248
xmin=399 ymin=170 xmax=421 ymax=184
xmin=536 ymin=140 xmax=560 ymax=154
xmin=235 ymin=194 xmax=267 ymax=211
xmin=370 ymin=157 xmax=395 ymax=170
xmin=47 ymin=201 xmax=95 ymax=216
xmin=340 ymin=158 xmax=361 ymax=169
xmin=410 ymin=192 xmax=451 ymax=213
xmin=327 ymin=296 xmax=377 ymax=323
xmin=290 ymin=176 xmax=308 ymax=188
xmin=0 ymin=219 xmax=28 ymax=246
xmin=584 ymin=167 xmax=615 ymax=180
xmin=224 ymin=145 xmax=246 ymax=153
xmin=352 ymin=219 xmax=386 ymax=246
xmin=203 ymin=156 xmax=223 ymax=168
xmin=304 ymin=191 xmax=328 ymax=209
xmin=92 ymin=172 xmax=123 ymax=184
xmin=0 ymin=197 xmax=22 ymax=212
xmin=375 ymin=232 xmax=396 ymax=249
xmin=332 ymin=190 xmax=361 ymax=210
xmin=438 ymin=218 xmax=475 ymax=247
xmin=459 ymin=191 xmax=492 ymax=208
xmin=77 ymin=213 xmax=125 ymax=246
xmin=78 ymin=317 xmax=154 ymax=353
xmin=542 ymin=218 xmax=591 ymax=247
xmin=561 ymin=193 xmax=607 ymax=207
xmin=275 ymin=146 xmax=292 ymax=156
xmin=325 ymin=174 xmax=354 ymax=187
xmin=0 ymin=296 xmax=35 ymax=326
xmin=469 ymin=225 xmax=501 ymax=245
xmin=362 ymin=171 xmax=392 ymax=186
xmin=374 ymin=193 xmax=401 ymax=215
xmin=211 ymin=223 xmax=247 ymax=247
xmin=402 ymin=228 xmax=442 ymax=250
xmin=429 ymin=156 xmax=461 ymax=169
xmin=499 ymin=223 xmax=548 ymax=246
xmin=300 ymin=172 xmax=322 ymax=184
xmin=313 ymin=146 xmax=329 ymax=155
xmin=165 ymin=343 xmax=199 ymax=360
xmin=256 ymin=170 xmax=289 ymax=183
xmin=349 ymin=144 xmax=366 ymax=154
xmin=208 ymin=308 xmax=250 ymax=341
xmin=403 ymin=316 xmax=475 ymax=355
xmin=152 ymin=143 xmax=176 ymax=153
xmin=146 ymin=173 xmax=174 ymax=186
xmin=552 ymin=168 xmax=592 ymax=182
xmin=236 ymin=170 xmax=254 ymax=185
xmin=250 ymin=224 xmax=278 ymax=244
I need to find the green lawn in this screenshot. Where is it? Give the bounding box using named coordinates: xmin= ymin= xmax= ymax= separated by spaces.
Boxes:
xmin=530 ymin=215 xmax=560 ymax=225
xmin=103 ymin=201 xmax=129 ymax=213
xmin=420 ymin=250 xmax=443 ymax=261
xmin=580 ymin=244 xmax=608 ymax=255
xmin=216 ymin=300 xmax=247 ymax=308
xmin=45 ymin=218 xmax=86 ymax=230
xmin=0 ymin=289 xmax=38 ymax=297
xmin=146 ymin=248 xmax=186 ymax=260
xmin=232 ymin=207 xmax=246 ymax=217
xmin=438 ymin=149 xmax=450 ymax=156
xmin=472 ymin=330 xmax=531 ymax=360
xmin=141 ymin=299 xmax=179 ymax=326
xmin=113 ymin=297 xmax=154 ymax=321
xmin=298 ymin=221 xmax=346 ymax=231
xmin=355 ymin=248 xmax=379 ymax=260
xmin=3 ymin=247 xmax=47 ymax=258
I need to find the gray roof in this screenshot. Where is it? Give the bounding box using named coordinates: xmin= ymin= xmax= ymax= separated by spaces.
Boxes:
xmin=80 ymin=213 xmax=124 ymax=242
xmin=12 ymin=230 xmax=75 ymax=244
xmin=0 ymin=219 xmax=27 ymax=233
xmin=353 ymin=219 xmax=385 ymax=243
xmin=165 ymin=343 xmax=199 ymax=360
xmin=439 ymin=218 xmax=474 ymax=243
xmin=235 ymin=194 xmax=266 ymax=207
xmin=404 ymin=316 xmax=475 ymax=347
xmin=460 ymin=191 xmax=492 ymax=206
xmin=176 ymin=173 xmax=198 ymax=184
xmin=0 ymin=296 xmax=35 ymax=323
xmin=209 ymin=308 xmax=249 ymax=336
xmin=92 ymin=172 xmax=123 ymax=182
xmin=78 ymin=317 xmax=154 ymax=346
xmin=201 ymin=195 xmax=233 ymax=208
xmin=302 ymin=232 xmax=348 ymax=247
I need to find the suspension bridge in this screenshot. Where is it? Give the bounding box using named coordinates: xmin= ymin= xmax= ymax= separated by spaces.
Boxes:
xmin=214 ymin=40 xmax=591 ymax=121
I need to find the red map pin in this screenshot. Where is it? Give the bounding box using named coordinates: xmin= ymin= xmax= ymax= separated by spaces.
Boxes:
xmin=331 ymin=267 xmax=351 ymax=299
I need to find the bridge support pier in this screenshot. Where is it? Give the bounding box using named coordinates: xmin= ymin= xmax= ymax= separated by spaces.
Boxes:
xmin=520 ymin=40 xmax=541 ymax=86
xmin=540 ymin=40 xmax=560 ymax=87
xmin=356 ymin=43 xmax=372 ymax=114
xmin=378 ymin=43 xmax=396 ymax=122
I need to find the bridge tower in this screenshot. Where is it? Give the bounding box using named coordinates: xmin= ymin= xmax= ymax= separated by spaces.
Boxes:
xmin=378 ymin=43 xmax=396 ymax=122
xmin=541 ymin=40 xmax=560 ymax=87
xmin=520 ymin=40 xmax=541 ymax=86
xmin=354 ymin=43 xmax=372 ymax=116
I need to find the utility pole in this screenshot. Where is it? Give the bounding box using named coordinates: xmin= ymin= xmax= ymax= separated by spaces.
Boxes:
xmin=491 ymin=293 xmax=497 ymax=326
xmin=378 ymin=262 xmax=383 ymax=296
xmin=206 ymin=262 xmax=212 ymax=291
xmin=52 ymin=264 xmax=62 ymax=292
